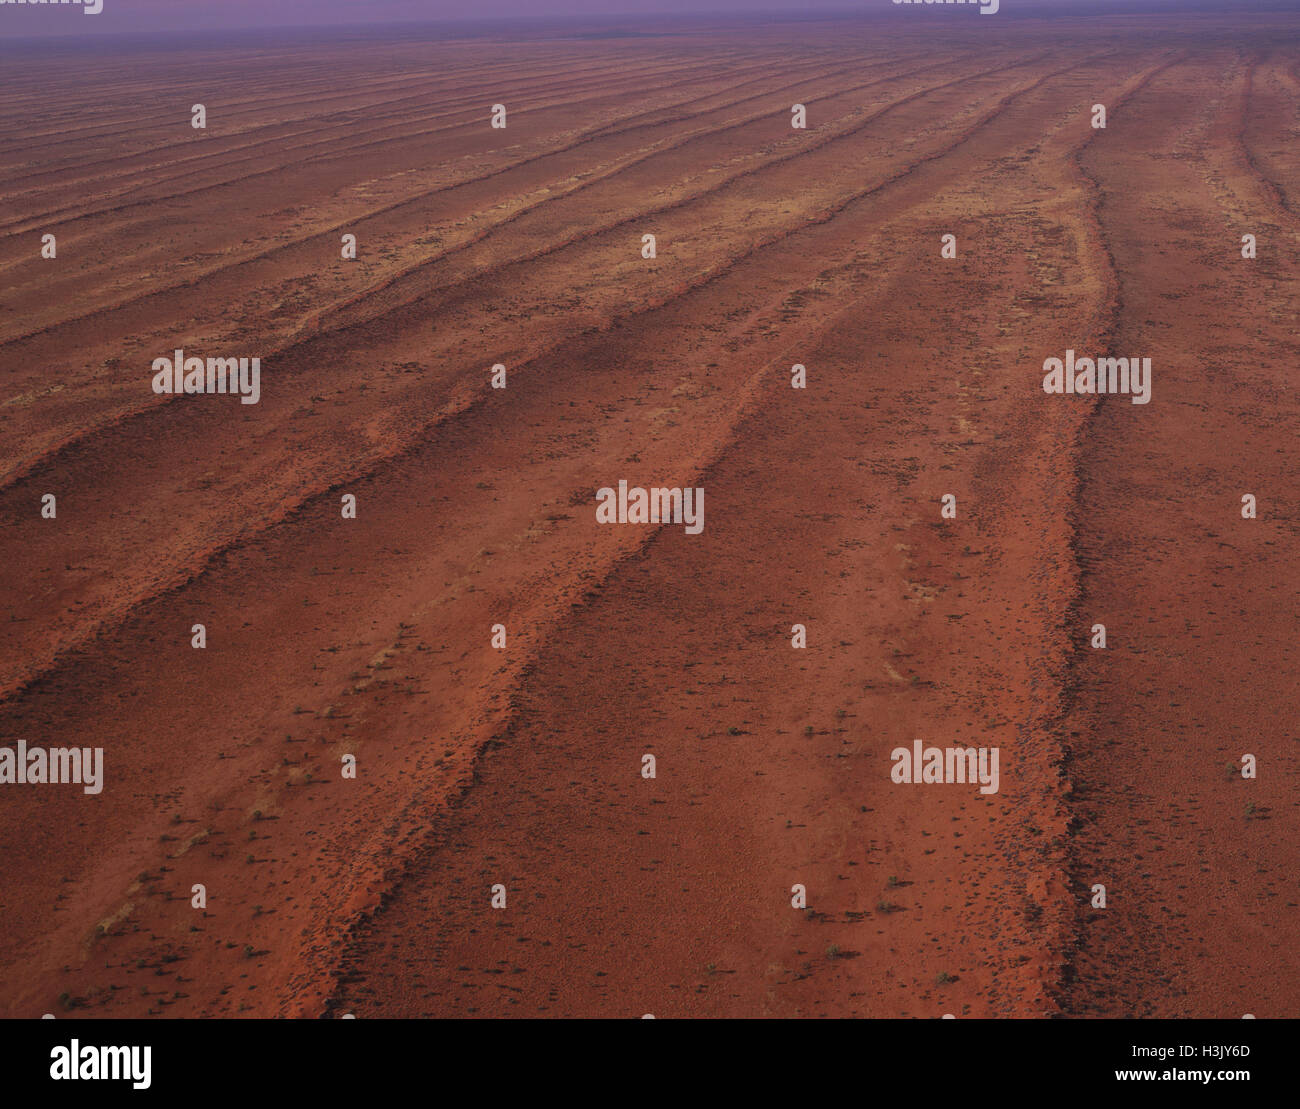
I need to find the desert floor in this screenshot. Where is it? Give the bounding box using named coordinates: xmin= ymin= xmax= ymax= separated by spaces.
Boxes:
xmin=0 ymin=12 xmax=1296 ymax=1018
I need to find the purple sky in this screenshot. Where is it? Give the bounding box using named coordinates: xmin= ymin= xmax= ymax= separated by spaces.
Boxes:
xmin=0 ymin=0 xmax=1277 ymax=37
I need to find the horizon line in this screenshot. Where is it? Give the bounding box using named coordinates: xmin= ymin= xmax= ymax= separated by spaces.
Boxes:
xmin=4 ymin=1 xmax=1300 ymax=44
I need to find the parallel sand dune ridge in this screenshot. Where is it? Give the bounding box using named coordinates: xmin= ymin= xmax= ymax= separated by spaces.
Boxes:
xmin=0 ymin=14 xmax=1295 ymax=1018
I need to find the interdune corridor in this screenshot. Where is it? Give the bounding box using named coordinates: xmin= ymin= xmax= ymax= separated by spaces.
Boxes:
xmin=0 ymin=12 xmax=1296 ymax=1018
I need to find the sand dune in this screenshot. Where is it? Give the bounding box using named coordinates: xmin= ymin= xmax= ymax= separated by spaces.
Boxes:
xmin=0 ymin=13 xmax=1295 ymax=1018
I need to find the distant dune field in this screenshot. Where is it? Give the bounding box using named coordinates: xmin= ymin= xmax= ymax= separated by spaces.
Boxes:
xmin=0 ymin=12 xmax=1296 ymax=1018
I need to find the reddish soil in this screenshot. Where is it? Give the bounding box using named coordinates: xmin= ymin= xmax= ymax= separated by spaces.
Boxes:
xmin=0 ymin=13 xmax=1295 ymax=1018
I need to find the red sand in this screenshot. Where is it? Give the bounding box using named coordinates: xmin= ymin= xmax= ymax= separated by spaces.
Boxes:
xmin=0 ymin=14 xmax=1296 ymax=1018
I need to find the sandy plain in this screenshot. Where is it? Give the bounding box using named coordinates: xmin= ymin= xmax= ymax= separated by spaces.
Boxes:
xmin=0 ymin=12 xmax=1296 ymax=1018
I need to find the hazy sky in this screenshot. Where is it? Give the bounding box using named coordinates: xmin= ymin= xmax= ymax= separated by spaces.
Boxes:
xmin=0 ymin=0 xmax=1279 ymax=38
